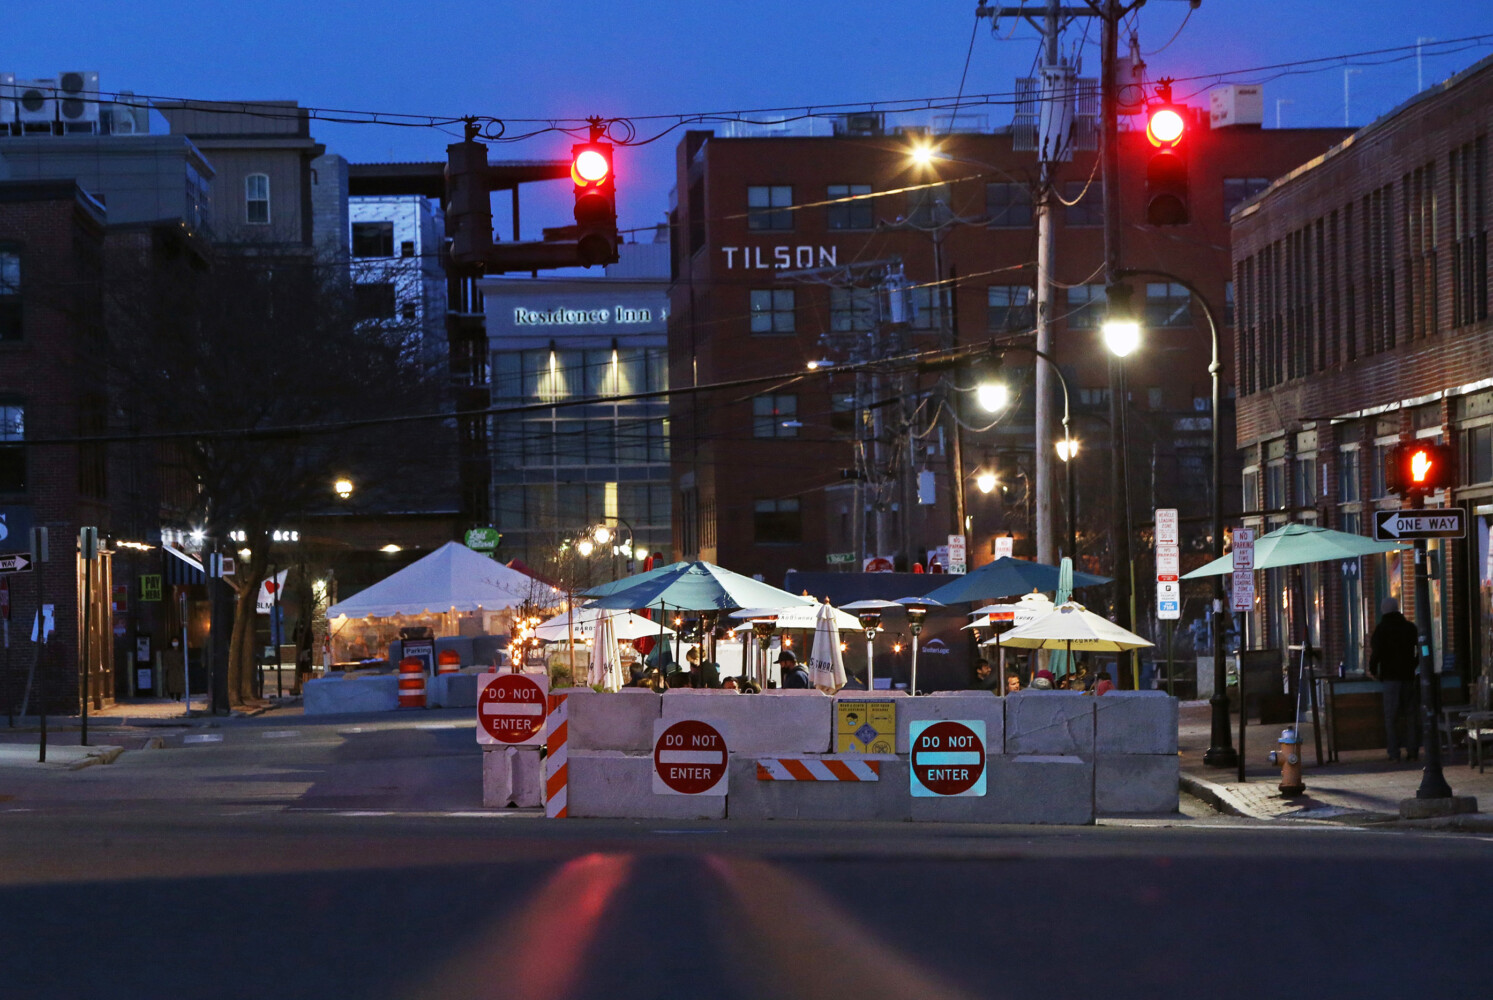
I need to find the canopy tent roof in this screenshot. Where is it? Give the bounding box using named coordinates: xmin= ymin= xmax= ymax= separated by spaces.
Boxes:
xmin=328 ymin=542 xmax=561 ymax=619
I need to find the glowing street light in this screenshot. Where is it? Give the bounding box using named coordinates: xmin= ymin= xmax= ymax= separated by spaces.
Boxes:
xmin=976 ymin=469 xmax=997 ymax=494
xmin=1102 ymin=318 xmax=1141 ymax=358
xmin=976 ymin=381 xmax=1009 ymax=412
xmin=576 ymin=538 xmax=595 ymax=557
xmin=333 ymin=478 xmax=354 ymax=500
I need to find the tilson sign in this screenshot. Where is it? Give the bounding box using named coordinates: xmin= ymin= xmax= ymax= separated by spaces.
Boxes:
xmin=721 ymin=245 xmax=839 ymax=270
xmin=512 ymin=305 xmax=660 ymax=326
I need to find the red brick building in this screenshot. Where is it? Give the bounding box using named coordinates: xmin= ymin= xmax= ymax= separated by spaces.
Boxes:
xmin=667 ymin=113 xmax=1347 ymax=606
xmin=1232 ymin=54 xmax=1493 ymax=683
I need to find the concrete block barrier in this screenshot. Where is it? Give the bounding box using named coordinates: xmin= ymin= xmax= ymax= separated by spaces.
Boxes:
xmin=1094 ymin=691 xmax=1178 ymax=754
xmin=303 ymin=675 xmax=400 ymax=715
xmin=565 ymin=688 xmax=661 ymax=752
xmin=429 ymin=672 xmax=478 ymax=709
xmin=482 ymin=746 xmax=543 ymax=808
xmin=1003 ymin=691 xmax=1095 ymax=755
xmin=1095 ymin=753 xmax=1179 ymax=815
xmin=661 ymin=690 xmax=832 ymax=754
xmin=726 ymin=756 xmax=908 ymax=821
xmin=890 ymin=691 xmax=1004 ymax=754
xmin=909 ymin=754 xmax=1094 ymax=825
xmin=566 ymin=751 xmax=726 ymax=820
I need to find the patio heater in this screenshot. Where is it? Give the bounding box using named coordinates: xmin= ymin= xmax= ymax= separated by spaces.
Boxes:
xmin=855 ymin=610 xmax=883 ymax=689
xmin=751 ymin=617 xmax=777 ymax=687
xmin=896 ymin=596 xmax=943 ymax=696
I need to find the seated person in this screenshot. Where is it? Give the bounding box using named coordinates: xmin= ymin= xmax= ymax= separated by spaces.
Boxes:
xmin=1005 ymin=670 xmax=1022 ymax=694
xmin=685 ymin=647 xmax=721 ymax=689
xmin=971 ymin=659 xmax=1001 ymax=690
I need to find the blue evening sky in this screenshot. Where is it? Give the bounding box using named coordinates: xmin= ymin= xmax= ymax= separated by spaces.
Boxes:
xmin=6 ymin=1 xmax=1489 ymax=239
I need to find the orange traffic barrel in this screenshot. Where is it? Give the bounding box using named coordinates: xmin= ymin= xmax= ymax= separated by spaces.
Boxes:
xmin=397 ymin=656 xmax=426 ymax=708
xmin=436 ymin=649 xmax=462 ymax=675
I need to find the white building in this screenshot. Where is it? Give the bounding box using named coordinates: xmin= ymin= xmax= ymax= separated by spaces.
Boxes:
xmin=349 ymin=194 xmax=446 ymax=362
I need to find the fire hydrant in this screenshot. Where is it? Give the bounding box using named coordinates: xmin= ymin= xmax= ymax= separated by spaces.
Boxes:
xmin=1267 ymin=728 xmax=1305 ymax=797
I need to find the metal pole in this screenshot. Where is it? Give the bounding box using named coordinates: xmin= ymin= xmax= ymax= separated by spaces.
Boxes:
xmin=911 ymin=635 xmax=920 ymax=696
xmin=79 ymin=541 xmax=90 ymax=747
xmin=180 ymin=590 xmax=192 ymax=717
xmin=1412 ymin=531 xmax=1452 ymax=798
xmin=1033 ymin=0 xmax=1060 ymax=569
xmin=866 ymin=636 xmax=875 ymax=692
xmin=272 ymin=566 xmax=282 ymax=698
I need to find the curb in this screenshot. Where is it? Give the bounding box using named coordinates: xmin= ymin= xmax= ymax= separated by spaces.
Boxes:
xmin=66 ymin=746 xmax=125 ymax=771
xmin=1179 ymin=773 xmax=1262 ymax=819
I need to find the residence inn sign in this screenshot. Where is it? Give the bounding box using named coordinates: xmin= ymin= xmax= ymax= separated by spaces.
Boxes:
xmin=512 ymin=305 xmax=660 ymax=326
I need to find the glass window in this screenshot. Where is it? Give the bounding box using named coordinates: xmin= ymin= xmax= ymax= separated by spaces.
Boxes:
xmin=827 ymin=184 xmax=873 ymax=230
xmin=753 ymin=394 xmax=799 ymax=438
xmin=351 ymin=221 xmax=394 ymax=258
xmin=0 ymin=248 xmax=20 ymax=341
xmin=908 ymin=285 xmax=946 ymax=331
xmin=987 ymin=285 xmax=1034 ymax=332
xmin=1078 ymin=387 xmax=1111 ymax=408
xmin=754 ymin=498 xmax=802 ymax=544
xmin=830 ymin=287 xmax=876 ymax=332
xmin=1146 ymin=282 xmax=1192 ymax=328
xmin=1224 ymin=281 xmax=1235 ymax=327
xmin=353 ymin=282 xmax=396 ymax=322
xmin=1066 ymin=284 xmax=1105 ymax=329
xmin=1063 ymin=180 xmax=1103 ymax=227
xmin=747 ymin=185 xmax=793 ymax=231
xmin=750 ymin=289 xmax=796 ymax=334
xmin=1464 ymin=425 xmax=1493 ymax=484
xmin=1371 ymin=443 xmax=1392 ymax=498
xmin=986 ymin=182 xmax=1032 ymax=228
xmin=1223 ymin=177 xmax=1271 ymax=218
xmin=1242 ymin=469 xmax=1260 ymax=511
xmin=1147 ymin=387 xmax=1164 ymax=410
xmin=1338 ymin=449 xmax=1361 ymax=502
xmin=1294 ymin=456 xmax=1318 ymax=505
xmin=906 ymin=183 xmax=951 ymax=228
xmin=245 ymin=173 xmax=270 ymax=225
xmin=0 ymin=403 xmax=23 ymax=493
xmin=649 ymin=418 xmax=670 ymax=462
xmin=1265 ymin=462 xmax=1286 ymax=510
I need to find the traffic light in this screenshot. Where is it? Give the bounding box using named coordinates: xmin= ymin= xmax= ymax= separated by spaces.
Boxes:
xmin=1144 ymin=82 xmax=1189 ymax=226
xmin=1386 ymin=441 xmax=1457 ymax=495
xmin=445 ymin=128 xmax=492 ymax=267
xmin=571 ymin=141 xmax=618 ymax=266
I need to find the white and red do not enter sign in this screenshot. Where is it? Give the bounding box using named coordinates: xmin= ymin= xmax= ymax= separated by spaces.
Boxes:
xmin=909 ymin=720 xmax=986 ymax=797
xmin=476 ymin=672 xmax=549 ymax=746
xmin=653 ymin=719 xmax=729 ymax=795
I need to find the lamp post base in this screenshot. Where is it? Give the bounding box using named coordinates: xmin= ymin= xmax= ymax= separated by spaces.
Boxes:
xmin=1203 ymin=693 xmax=1238 ymax=768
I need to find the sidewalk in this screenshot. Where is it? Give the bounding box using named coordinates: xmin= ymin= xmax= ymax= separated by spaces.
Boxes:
xmin=1177 ymin=701 xmax=1493 ymax=832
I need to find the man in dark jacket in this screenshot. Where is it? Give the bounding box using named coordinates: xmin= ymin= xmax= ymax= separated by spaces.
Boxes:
xmin=777 ymin=650 xmax=811 ymax=689
xmin=1368 ymin=597 xmax=1421 ymax=762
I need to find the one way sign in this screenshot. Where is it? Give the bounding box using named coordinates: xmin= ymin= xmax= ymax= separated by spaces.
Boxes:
xmin=0 ymin=551 xmax=32 ymax=574
xmin=1373 ymin=508 xmax=1466 ymax=541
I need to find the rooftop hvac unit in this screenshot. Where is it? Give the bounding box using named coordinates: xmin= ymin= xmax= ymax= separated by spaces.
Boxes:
xmin=0 ymin=73 xmax=14 ymax=125
xmin=832 ymin=112 xmax=883 ymax=137
xmin=107 ymin=91 xmax=148 ymax=134
xmin=13 ymin=78 xmax=58 ymax=125
xmin=57 ymin=71 xmax=100 ymax=128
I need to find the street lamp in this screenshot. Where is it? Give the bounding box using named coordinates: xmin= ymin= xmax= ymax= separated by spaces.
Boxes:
xmin=1101 ymin=318 xmax=1141 ymax=358
xmin=1116 ymin=268 xmax=1235 ymax=767
xmin=975 ymin=466 xmax=998 ymax=495
xmin=576 ymin=538 xmax=594 ymax=557
xmin=333 ymin=478 xmax=354 ymax=500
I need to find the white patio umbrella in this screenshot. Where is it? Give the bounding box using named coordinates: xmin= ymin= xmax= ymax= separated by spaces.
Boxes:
xmin=533 ymin=607 xmax=675 ymax=643
xmin=807 ymin=599 xmax=847 ymax=692
xmin=991 ymin=602 xmax=1154 ymax=674
xmin=587 ymin=611 xmax=623 ymax=691
xmin=730 ymin=604 xmax=862 ymax=631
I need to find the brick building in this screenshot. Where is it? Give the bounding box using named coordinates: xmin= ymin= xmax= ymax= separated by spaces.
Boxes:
xmin=1232 ymin=54 xmax=1493 ymax=683
xmin=667 ymin=111 xmax=1347 ymax=605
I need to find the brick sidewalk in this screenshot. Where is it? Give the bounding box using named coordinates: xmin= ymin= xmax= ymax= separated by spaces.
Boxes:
xmin=1177 ymin=702 xmax=1492 ymax=825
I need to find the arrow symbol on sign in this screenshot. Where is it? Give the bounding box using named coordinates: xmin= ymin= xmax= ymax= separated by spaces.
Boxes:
xmin=1380 ymin=516 xmax=1404 ymax=538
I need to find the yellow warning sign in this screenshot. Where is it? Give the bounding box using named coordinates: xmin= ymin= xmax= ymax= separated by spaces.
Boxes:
xmin=836 ymin=699 xmax=896 ymax=754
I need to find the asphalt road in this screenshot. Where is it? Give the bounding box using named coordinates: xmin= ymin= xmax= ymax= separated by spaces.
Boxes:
xmin=1 ymin=711 xmax=1488 ymax=1000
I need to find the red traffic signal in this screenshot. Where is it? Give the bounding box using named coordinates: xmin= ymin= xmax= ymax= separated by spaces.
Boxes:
xmin=1144 ymin=104 xmax=1190 ymax=226
xmin=1386 ymin=441 xmax=1457 ymax=495
xmin=1146 ymin=105 xmax=1186 ymax=148
xmin=571 ymin=141 xmax=618 ymax=267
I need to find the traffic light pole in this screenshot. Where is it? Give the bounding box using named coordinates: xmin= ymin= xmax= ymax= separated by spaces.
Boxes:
xmin=1409 ymin=495 xmax=1452 ymax=798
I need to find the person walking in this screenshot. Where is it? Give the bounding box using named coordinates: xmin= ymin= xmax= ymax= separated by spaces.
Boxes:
xmin=1368 ymin=597 xmax=1421 ymax=762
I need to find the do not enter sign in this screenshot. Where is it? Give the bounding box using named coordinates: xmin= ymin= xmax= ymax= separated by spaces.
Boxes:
xmin=909 ymin=720 xmax=986 ymax=797
xmin=476 ymin=672 xmax=549 ymax=746
xmin=653 ymin=719 xmax=729 ymax=795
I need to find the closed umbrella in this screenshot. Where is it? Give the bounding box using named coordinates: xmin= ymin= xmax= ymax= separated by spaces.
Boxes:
xmin=587 ymin=611 xmax=623 ymax=691
xmin=1050 ymin=557 xmax=1076 ymax=676
xmin=1181 ymin=522 xmax=1406 ymax=577
xmin=922 ymin=556 xmax=1109 ymax=605
xmin=807 ymin=599 xmax=847 ymax=692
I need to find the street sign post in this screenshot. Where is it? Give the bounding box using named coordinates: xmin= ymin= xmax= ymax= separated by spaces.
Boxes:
xmin=1373 ymin=508 xmax=1465 ymax=541
xmin=947 ymin=534 xmax=968 ymax=575
xmin=476 ymin=672 xmax=549 ymax=746
xmin=909 ymin=719 xmax=986 ymax=797
xmin=1156 ymin=543 xmax=1180 ymax=621
xmin=653 ymin=719 xmax=728 ymax=795
xmin=1230 ymin=528 xmax=1255 ymax=613
xmin=1155 ymin=508 xmax=1179 ymax=546
xmin=0 ymin=552 xmax=31 ymax=575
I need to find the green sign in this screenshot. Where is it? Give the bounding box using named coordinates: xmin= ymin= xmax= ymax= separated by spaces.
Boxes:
xmin=465 ymin=527 xmax=502 ymax=552
xmin=140 ymin=574 xmax=163 ymax=602
xmin=825 ymin=551 xmax=856 ymax=565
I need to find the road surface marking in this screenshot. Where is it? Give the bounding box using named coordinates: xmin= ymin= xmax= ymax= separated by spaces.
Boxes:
xmin=182 ymin=734 xmax=223 ymax=744
xmin=261 ymin=730 xmax=298 ymax=739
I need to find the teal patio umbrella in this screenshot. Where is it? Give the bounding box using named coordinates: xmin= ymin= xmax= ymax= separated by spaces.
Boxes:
xmin=1181 ymin=523 xmax=1406 ymax=578
xmin=922 ymin=556 xmax=1109 ymax=605
xmin=580 ymin=561 xmax=690 ymax=598
xmin=584 ymin=561 xmax=816 ymax=613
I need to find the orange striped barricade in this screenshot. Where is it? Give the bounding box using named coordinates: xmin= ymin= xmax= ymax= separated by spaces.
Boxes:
xmin=397 ymin=656 xmax=426 ymax=709
xmin=544 ymin=692 xmax=569 ymax=818
xmin=436 ymin=649 xmax=462 ymax=675
xmin=755 ymin=756 xmax=882 ymax=782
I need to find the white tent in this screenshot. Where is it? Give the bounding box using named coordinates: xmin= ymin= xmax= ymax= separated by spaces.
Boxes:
xmin=328 ymin=542 xmax=561 ymax=619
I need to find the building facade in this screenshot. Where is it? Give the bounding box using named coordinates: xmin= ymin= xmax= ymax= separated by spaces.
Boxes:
xmin=483 ymin=239 xmax=672 ymax=572
xmin=349 ymin=194 xmax=446 ymax=362
xmin=1232 ymin=54 xmax=1493 ymax=683
xmin=666 ymin=111 xmax=1348 ymax=598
